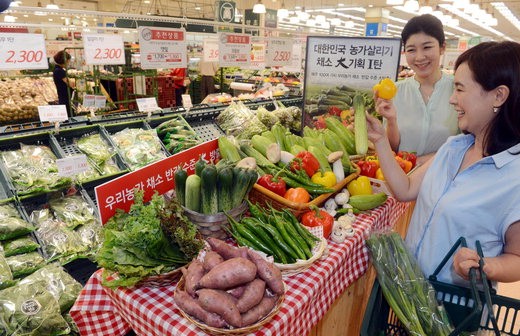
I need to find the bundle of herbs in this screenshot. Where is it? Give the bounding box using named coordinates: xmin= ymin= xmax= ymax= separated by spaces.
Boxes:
xmin=96 ymin=190 xmax=203 ymax=288
xmin=366 ymin=231 xmax=453 ymax=336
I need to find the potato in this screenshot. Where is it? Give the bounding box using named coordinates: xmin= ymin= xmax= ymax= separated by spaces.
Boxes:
xmin=247 ymin=249 xmax=284 ymax=295
xmin=182 ymin=259 xmax=204 ymax=296
xmin=203 ymin=251 xmax=224 ymax=272
xmin=241 ymin=294 xmax=279 ymax=326
xmin=173 ymin=290 xmax=227 ymax=328
xmin=236 ymin=278 xmax=266 ymax=313
xmin=207 ymin=237 xmax=248 ymax=260
xmin=197 ymin=288 xmax=242 ymax=328
xmin=199 ymin=257 xmax=257 ymax=290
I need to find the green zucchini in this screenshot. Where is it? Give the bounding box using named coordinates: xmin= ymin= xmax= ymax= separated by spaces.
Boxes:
xmin=195 ymin=157 xmax=206 ymax=176
xmin=353 ymin=93 xmax=368 ymax=155
xmin=232 ymin=167 xmax=252 ymax=208
xmin=201 ymin=165 xmax=218 ymax=214
xmin=218 ymin=136 xmax=241 ymax=163
xmin=185 ymin=174 xmax=201 ymax=212
xmin=324 ymin=117 xmax=356 ymax=155
xmin=217 ymin=166 xmax=234 ymax=212
xmin=174 ymin=168 xmax=188 ymax=206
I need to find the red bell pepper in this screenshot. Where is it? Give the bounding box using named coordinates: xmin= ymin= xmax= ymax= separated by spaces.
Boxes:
xmin=328 ymin=106 xmax=342 ymax=116
xmin=397 ymin=151 xmax=417 ymax=169
xmin=290 ymin=151 xmax=320 ymax=177
xmin=257 ymin=174 xmax=286 ymax=196
xmin=301 ymin=206 xmax=334 ymax=238
xmin=357 ymin=160 xmax=378 ymax=178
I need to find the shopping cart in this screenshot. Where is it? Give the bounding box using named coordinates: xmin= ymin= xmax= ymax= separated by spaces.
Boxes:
xmin=361 ymin=237 xmax=520 ymax=336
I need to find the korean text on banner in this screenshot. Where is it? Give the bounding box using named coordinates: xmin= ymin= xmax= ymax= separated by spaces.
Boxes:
xmin=138 ymin=27 xmax=187 ymax=69
xmin=0 ymin=33 xmax=49 ymax=70
xmin=95 ymin=139 xmax=220 ymax=224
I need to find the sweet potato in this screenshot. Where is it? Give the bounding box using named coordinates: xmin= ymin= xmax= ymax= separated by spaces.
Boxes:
xmin=207 ymin=237 xmax=248 ymax=259
xmin=203 ymin=250 xmax=224 ymax=272
xmin=241 ymin=294 xmax=279 ymax=327
xmin=199 ymin=257 xmax=257 ymax=289
xmin=197 ymin=288 xmax=242 ymax=328
xmin=236 ymin=278 xmax=266 ymax=313
xmin=247 ymin=249 xmax=284 ymax=295
xmin=227 ymin=284 xmax=247 ymax=299
xmin=173 ymin=290 xmax=227 ymax=328
xmin=182 ymin=259 xmax=204 ymax=296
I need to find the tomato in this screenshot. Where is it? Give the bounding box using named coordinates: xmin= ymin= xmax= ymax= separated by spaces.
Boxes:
xmin=284 ymin=187 xmax=311 ymax=203
xmin=301 ymin=207 xmax=334 ymax=238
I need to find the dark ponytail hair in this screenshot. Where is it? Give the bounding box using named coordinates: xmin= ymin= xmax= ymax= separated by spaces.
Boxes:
xmin=53 ymin=50 xmax=71 ymax=65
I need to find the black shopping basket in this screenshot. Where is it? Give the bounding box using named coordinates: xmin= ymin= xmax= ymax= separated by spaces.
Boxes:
xmin=361 ymin=237 xmax=520 ymax=336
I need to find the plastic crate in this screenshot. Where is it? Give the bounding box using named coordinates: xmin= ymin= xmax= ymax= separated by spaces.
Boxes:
xmin=361 ymin=239 xmax=520 ymax=336
xmin=51 ymin=125 xmax=129 ymax=189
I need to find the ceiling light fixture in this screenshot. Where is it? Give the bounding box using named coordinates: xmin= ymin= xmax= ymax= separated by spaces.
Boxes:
xmin=418 ymin=6 xmax=432 ymax=14
xmin=277 ymin=1 xmax=289 ymax=18
xmin=253 ymin=0 xmax=266 ymax=14
xmin=386 ymin=0 xmax=404 ymax=5
xmin=46 ymin=0 xmax=59 ymax=10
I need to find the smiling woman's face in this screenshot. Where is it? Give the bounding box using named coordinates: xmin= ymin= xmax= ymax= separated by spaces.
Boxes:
xmin=404 ymin=32 xmax=445 ymax=80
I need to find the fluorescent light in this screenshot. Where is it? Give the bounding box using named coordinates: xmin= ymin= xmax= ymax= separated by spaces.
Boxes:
xmin=253 ymin=1 xmax=266 ymax=14
xmin=403 ymin=0 xmax=419 ymax=11
xmin=492 ymin=2 xmax=520 ymax=31
xmin=4 ymin=15 xmax=17 ymax=22
xmin=418 ymin=6 xmax=432 ymax=14
xmin=315 ymin=14 xmax=326 ymax=23
xmin=278 ymin=8 xmax=289 ymax=18
xmin=330 ymin=17 xmax=341 ymax=26
xmin=297 ymin=10 xmax=310 ymax=20
xmin=387 ymin=0 xmax=404 ymax=5
xmin=46 ymin=4 xmax=59 ymax=9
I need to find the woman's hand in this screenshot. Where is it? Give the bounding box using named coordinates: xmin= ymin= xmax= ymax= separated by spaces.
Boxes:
xmin=453 ymin=247 xmax=481 ymax=281
xmin=366 ymin=112 xmax=386 ymax=145
xmin=374 ymin=96 xmax=397 ymax=122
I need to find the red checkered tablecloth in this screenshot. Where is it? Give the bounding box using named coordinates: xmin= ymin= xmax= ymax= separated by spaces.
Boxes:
xmin=70 ymin=198 xmax=409 ymax=336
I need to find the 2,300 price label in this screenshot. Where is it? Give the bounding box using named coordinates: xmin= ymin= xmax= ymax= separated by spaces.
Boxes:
xmin=83 ymin=33 xmax=125 ymax=65
xmin=0 ymin=33 xmax=48 ymax=70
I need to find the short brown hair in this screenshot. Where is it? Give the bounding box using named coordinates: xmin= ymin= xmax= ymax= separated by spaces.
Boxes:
xmin=53 ymin=50 xmax=71 ymax=65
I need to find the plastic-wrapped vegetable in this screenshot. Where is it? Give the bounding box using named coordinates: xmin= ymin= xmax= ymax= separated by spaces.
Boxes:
xmin=20 ymin=264 xmax=83 ymax=313
xmin=0 ymin=280 xmax=70 ymax=335
xmin=36 ymin=224 xmax=87 ymax=264
xmin=0 ymin=252 xmax=16 ymax=290
xmin=0 ymin=204 xmax=34 ymax=241
xmin=256 ymin=106 xmax=280 ymax=129
xmin=76 ymin=133 xmax=113 ymax=165
xmin=49 ymin=195 xmax=96 ymax=230
xmin=1 ymin=235 xmax=40 ymax=257
xmin=111 ymin=128 xmax=167 ymax=170
xmin=6 ymin=252 xmax=46 ymax=278
xmin=76 ymin=220 xmax=103 ymax=256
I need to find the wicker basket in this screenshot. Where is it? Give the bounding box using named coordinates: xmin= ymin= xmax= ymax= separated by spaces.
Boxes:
xmin=134 ymin=267 xmax=184 ymax=288
xmin=275 ymin=236 xmax=328 ymax=276
xmin=176 ymin=276 xmax=285 ymax=335
xmin=248 ymin=165 xmax=359 ymax=218
xmin=183 ymin=202 xmax=248 ymax=240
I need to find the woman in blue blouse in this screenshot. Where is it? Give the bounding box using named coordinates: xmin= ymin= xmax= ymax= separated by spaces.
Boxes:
xmin=368 ymin=41 xmax=520 ymax=286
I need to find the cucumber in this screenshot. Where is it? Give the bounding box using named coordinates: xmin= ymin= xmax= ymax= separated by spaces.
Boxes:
xmin=348 ymin=192 xmax=388 ymax=211
xmin=217 ymin=166 xmax=234 ymax=212
xmin=174 ymin=168 xmax=188 ymax=206
xmin=232 ymin=167 xmax=252 ymax=208
xmin=195 ymin=157 xmax=206 ymax=176
xmin=353 ymin=93 xmax=368 ymax=155
xmin=218 ymin=136 xmax=241 ymax=163
xmin=201 ymin=165 xmax=219 ymax=214
xmin=185 ymin=174 xmax=201 ymax=212
xmin=324 ymin=117 xmax=356 ymax=155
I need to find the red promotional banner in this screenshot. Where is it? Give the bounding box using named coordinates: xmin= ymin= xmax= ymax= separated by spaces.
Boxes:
xmin=95 ymin=139 xmax=220 ymax=224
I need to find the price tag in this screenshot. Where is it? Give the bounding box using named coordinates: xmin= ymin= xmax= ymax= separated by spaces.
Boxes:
xmin=203 ymin=38 xmax=219 ymax=62
xmin=138 ymin=27 xmax=187 ymax=69
xmin=83 ymin=94 xmax=96 ymax=107
xmin=181 ymin=94 xmax=192 ymax=109
xmin=83 ymin=33 xmax=125 ymax=65
xmin=0 ymin=33 xmax=49 ymax=70
xmin=218 ymin=33 xmax=251 ymax=67
xmin=38 ymin=105 xmax=68 ymax=122
xmin=94 ymin=95 xmax=107 ymax=108
xmin=56 ymin=154 xmax=89 ymax=177
xmin=266 ymin=38 xmax=294 ymax=67
xmin=136 ymin=97 xmax=159 ymax=113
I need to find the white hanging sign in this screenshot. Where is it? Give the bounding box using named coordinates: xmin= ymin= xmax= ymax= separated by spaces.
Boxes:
xmin=138 ymin=27 xmax=187 ymax=69
xmin=0 ymin=33 xmax=48 ymax=70
xmin=218 ymin=32 xmax=251 ymax=67
xmin=203 ymin=38 xmax=219 ymax=62
xmin=83 ymin=94 xmax=96 ymax=107
xmin=266 ymin=37 xmax=293 ymax=67
xmin=38 ymin=105 xmax=68 ymax=122
xmin=82 ymin=33 xmax=125 ymax=65
xmin=136 ymin=97 xmax=159 ymax=112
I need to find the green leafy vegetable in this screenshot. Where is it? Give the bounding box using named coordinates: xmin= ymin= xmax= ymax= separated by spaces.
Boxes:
xmin=110 ymin=128 xmax=167 ymax=170
xmin=76 ymin=133 xmax=113 ymax=165
xmin=0 ymin=252 xmax=16 ymax=290
xmin=6 ymin=252 xmax=46 ymax=279
xmin=0 ymin=280 xmax=70 ymax=335
xmin=49 ymin=195 xmax=96 ymax=230
xmin=2 ymin=236 xmax=40 ymax=257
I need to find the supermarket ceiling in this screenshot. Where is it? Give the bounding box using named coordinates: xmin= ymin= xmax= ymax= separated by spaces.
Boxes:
xmin=3 ymin=0 xmax=520 ymax=41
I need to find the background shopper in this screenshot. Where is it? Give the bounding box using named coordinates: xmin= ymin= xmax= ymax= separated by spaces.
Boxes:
xmin=170 ymin=67 xmax=190 ymax=107
xmin=199 ymin=60 xmax=219 ymax=100
xmin=52 ymin=50 xmax=74 ymax=116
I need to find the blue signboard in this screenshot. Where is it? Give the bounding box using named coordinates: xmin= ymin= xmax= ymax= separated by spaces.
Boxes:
xmin=365 ymin=22 xmax=379 ymax=37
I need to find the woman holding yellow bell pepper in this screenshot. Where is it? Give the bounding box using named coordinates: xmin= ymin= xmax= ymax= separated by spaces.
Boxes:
xmin=373 ymin=14 xmax=459 ymax=165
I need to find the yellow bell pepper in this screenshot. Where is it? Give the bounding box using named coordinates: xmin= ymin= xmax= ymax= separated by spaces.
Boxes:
xmin=347 ymin=176 xmax=373 ymax=196
xmin=311 ymin=171 xmax=337 ymax=188
xmin=375 ymin=168 xmax=385 ymax=181
xmin=373 ymin=78 xmax=398 ymax=100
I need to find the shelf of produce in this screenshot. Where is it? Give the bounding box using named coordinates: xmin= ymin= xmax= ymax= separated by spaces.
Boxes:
xmin=70 ymin=198 xmax=411 ymax=336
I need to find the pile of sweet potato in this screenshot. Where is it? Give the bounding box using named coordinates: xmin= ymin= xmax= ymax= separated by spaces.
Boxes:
xmin=174 ymin=237 xmax=285 ymax=329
